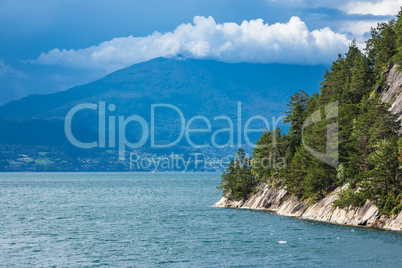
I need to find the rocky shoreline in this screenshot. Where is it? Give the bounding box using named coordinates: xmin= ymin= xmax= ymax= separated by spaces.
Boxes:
xmin=214 ymin=183 xmax=402 ymax=231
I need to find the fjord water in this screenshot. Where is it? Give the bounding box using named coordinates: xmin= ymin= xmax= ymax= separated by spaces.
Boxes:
xmin=0 ymin=173 xmax=401 ymax=267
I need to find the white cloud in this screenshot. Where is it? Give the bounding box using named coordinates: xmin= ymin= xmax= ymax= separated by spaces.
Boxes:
xmin=266 ymin=0 xmax=357 ymax=9
xmin=340 ymin=20 xmax=387 ymax=41
xmin=267 ymin=0 xmax=400 ymax=16
xmin=343 ymin=0 xmax=402 ymax=15
xmin=0 ymin=60 xmax=25 ymax=78
xmin=36 ymin=16 xmax=353 ymax=72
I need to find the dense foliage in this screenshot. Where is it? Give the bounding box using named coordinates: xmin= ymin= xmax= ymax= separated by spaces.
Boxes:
xmin=217 ymin=148 xmax=257 ymax=201
xmin=218 ymin=8 xmax=402 ymax=215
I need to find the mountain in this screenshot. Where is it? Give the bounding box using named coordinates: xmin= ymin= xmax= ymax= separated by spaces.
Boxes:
xmin=0 ymin=57 xmax=327 ymax=171
xmin=0 ymin=58 xmax=326 ymax=119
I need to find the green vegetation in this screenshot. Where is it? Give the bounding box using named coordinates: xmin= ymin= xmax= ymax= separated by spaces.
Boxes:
xmin=217 ymin=148 xmax=257 ymax=201
xmin=218 ymin=8 xmax=402 ymax=215
xmin=394 ymin=9 xmax=402 ymax=71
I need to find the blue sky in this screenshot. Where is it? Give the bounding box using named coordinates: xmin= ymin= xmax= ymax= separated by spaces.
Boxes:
xmin=0 ymin=0 xmax=400 ymax=105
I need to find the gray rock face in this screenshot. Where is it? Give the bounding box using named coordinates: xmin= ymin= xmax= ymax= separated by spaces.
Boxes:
xmin=379 ymin=64 xmax=402 ymax=133
xmin=213 ymin=183 xmax=402 ymax=231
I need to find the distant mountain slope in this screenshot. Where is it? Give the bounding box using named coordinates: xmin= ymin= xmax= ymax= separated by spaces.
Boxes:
xmin=0 ymin=57 xmax=327 ymax=171
xmin=0 ymin=58 xmax=326 ymax=120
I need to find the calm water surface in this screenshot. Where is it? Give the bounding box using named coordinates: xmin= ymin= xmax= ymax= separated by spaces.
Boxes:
xmin=0 ymin=172 xmax=401 ymax=267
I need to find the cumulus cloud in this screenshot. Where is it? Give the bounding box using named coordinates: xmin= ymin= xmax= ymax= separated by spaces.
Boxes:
xmin=340 ymin=20 xmax=387 ymax=41
xmin=36 ymin=16 xmax=352 ymax=72
xmin=343 ymin=0 xmax=402 ymax=16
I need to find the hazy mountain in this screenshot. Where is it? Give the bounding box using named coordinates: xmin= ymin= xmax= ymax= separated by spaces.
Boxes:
xmin=0 ymin=57 xmax=327 ymax=170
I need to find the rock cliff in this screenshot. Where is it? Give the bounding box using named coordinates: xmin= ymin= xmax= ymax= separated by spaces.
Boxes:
xmin=378 ymin=63 xmax=402 ymax=133
xmin=214 ymin=64 xmax=402 ymax=232
xmin=214 ymin=183 xmax=402 ymax=231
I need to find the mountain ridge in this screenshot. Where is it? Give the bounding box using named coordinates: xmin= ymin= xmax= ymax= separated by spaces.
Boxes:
xmin=0 ymin=57 xmax=328 ymax=120
xmin=0 ymin=57 xmax=328 ymax=171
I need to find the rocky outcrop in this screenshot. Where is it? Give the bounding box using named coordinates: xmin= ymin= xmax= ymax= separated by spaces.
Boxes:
xmin=214 ymin=183 xmax=402 ymax=231
xmin=214 ymin=65 xmax=402 ymax=231
xmin=378 ymin=63 xmax=402 ymax=133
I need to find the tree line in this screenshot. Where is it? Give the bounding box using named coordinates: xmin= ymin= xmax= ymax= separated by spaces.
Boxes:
xmin=218 ymin=8 xmax=402 ymax=216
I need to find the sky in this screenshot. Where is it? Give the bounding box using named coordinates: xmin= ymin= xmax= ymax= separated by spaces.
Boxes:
xmin=0 ymin=0 xmax=400 ymax=105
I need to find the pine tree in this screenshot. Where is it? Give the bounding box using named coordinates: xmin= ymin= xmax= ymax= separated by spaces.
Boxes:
xmin=252 ymin=128 xmax=288 ymax=181
xmin=361 ymin=136 xmax=402 ymax=215
xmin=348 ymin=53 xmax=373 ymax=103
xmin=302 ymin=158 xmax=333 ymax=200
xmin=284 ymin=90 xmax=309 ymax=158
xmin=394 ymin=8 xmax=402 ymax=70
xmin=285 ymin=147 xmax=310 ymax=196
xmin=217 ymin=148 xmax=257 ymax=200
xmin=365 ymin=20 xmax=397 ymax=76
